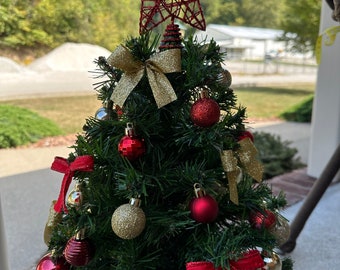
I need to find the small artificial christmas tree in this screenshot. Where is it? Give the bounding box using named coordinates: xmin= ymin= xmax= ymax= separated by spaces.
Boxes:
xmin=37 ymin=1 xmax=292 ymax=270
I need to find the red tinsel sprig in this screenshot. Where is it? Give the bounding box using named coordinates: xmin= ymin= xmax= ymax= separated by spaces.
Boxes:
xmin=51 ymin=155 xmax=94 ymax=213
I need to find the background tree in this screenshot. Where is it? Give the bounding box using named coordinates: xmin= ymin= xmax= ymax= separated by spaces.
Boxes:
xmin=0 ymin=0 xmax=322 ymax=57
xmin=82 ymin=0 xmax=139 ymax=50
xmin=0 ymin=0 xmax=51 ymax=47
xmin=0 ymin=0 xmax=139 ymax=51
xmin=279 ymin=0 xmax=321 ymax=53
xmin=238 ymin=0 xmax=285 ymax=28
xmin=201 ymin=0 xmax=284 ymax=28
xmin=201 ymin=0 xmax=240 ymax=25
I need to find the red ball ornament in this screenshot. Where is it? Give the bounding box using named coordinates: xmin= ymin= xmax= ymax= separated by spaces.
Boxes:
xmin=190 ymin=183 xmax=219 ymax=223
xmin=36 ymin=253 xmax=70 ymax=270
xmin=238 ymin=130 xmax=254 ymax=142
xmin=63 ymin=230 xmax=95 ymax=267
xmin=190 ymin=90 xmax=220 ymax=127
xmin=249 ymin=209 xmax=276 ymax=230
xmin=118 ymin=123 xmax=145 ymax=161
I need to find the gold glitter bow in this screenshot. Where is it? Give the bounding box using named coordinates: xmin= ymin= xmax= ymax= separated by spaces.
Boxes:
xmin=107 ymin=45 xmax=181 ymax=108
xmin=220 ymin=137 xmax=264 ymax=205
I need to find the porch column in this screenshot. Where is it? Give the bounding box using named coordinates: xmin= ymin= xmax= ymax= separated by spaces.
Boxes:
xmin=308 ymin=1 xmax=340 ymax=177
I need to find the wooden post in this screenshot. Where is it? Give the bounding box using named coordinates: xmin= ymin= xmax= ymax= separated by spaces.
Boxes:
xmin=280 ymin=144 xmax=340 ymax=253
xmin=0 ymin=194 xmax=10 ymax=270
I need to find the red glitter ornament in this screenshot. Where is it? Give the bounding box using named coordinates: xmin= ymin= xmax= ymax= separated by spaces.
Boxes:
xmin=139 ymin=0 xmax=206 ymax=34
xmin=190 ymin=90 xmax=220 ymax=127
xmin=118 ymin=123 xmax=146 ymax=161
xmin=36 ymin=253 xmax=70 ymax=270
xmin=238 ymin=130 xmax=254 ymax=142
xmin=249 ymin=209 xmax=276 ymax=230
xmin=190 ymin=183 xmax=219 ymax=223
xmin=63 ymin=230 xmax=95 ymax=267
xmin=229 ymin=249 xmax=265 ymax=270
xmin=186 ymin=261 xmax=215 ymax=270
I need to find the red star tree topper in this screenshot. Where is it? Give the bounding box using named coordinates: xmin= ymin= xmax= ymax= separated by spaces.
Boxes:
xmin=139 ymin=0 xmax=206 ymax=33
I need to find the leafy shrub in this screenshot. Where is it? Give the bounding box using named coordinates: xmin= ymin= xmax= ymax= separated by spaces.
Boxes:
xmin=280 ymin=95 xmax=313 ymax=123
xmin=0 ymin=104 xmax=63 ymax=148
xmin=254 ymin=131 xmax=305 ymax=179
xmin=0 ymin=0 xmax=140 ymax=50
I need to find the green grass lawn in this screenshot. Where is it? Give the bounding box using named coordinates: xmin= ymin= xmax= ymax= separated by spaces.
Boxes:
xmin=0 ymin=104 xmax=63 ymax=148
xmin=0 ymin=83 xmax=315 ymax=135
xmin=234 ymin=84 xmax=315 ymax=120
xmin=1 ymin=94 xmax=101 ymax=134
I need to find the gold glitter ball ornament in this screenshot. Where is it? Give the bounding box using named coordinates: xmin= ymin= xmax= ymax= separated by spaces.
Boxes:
xmin=111 ymin=198 xmax=146 ymax=239
xmin=269 ymin=215 xmax=290 ymax=246
xmin=219 ymin=69 xmax=232 ymax=88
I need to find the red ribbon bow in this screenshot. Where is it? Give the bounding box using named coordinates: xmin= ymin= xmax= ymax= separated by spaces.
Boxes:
xmin=229 ymin=249 xmax=265 ymax=270
xmin=51 ymin=155 xmax=94 ymax=213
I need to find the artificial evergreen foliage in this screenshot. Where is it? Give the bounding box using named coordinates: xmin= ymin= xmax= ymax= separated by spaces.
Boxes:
xmin=45 ymin=33 xmax=292 ymax=269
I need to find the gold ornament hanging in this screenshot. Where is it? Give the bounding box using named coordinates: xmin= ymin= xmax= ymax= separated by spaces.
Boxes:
xmin=107 ymin=45 xmax=181 ymax=108
xmin=263 ymin=252 xmax=282 ymax=270
xmin=218 ymin=69 xmax=232 ymax=88
xmin=111 ymin=198 xmax=146 ymax=239
xmin=43 ymin=200 xmax=63 ymax=245
xmin=67 ymin=183 xmax=83 ymax=209
xmin=269 ymin=215 xmax=290 ymax=246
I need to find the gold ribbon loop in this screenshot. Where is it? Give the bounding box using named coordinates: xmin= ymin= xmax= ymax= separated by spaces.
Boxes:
xmin=220 ymin=138 xmax=264 ymax=205
xmin=315 ymin=25 xmax=340 ymax=64
xmin=220 ymin=150 xmax=240 ymax=205
xmin=107 ymin=45 xmax=181 ymax=108
xmin=237 ymin=138 xmax=263 ymax=182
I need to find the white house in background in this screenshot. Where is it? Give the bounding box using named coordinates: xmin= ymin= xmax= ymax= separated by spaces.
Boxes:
xmin=194 ymin=24 xmax=286 ymax=60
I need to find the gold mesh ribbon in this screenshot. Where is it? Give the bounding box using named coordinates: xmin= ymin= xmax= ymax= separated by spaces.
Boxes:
xmin=220 ymin=138 xmax=263 ymax=205
xmin=236 ymin=137 xmax=264 ymax=182
xmin=107 ymin=45 xmax=181 ymax=108
xmin=220 ymin=150 xmax=240 ymax=205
